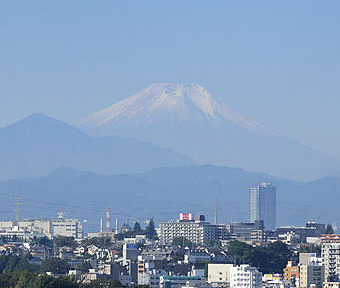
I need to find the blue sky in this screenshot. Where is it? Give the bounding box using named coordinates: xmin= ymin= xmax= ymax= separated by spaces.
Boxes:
xmin=1 ymin=1 xmax=340 ymax=156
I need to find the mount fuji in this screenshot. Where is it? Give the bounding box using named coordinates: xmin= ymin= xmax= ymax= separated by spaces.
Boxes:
xmin=81 ymin=83 xmax=274 ymax=135
xmin=81 ymin=83 xmax=339 ymax=180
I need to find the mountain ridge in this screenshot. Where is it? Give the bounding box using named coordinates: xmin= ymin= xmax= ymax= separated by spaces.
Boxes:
xmin=0 ymin=165 xmax=337 ymax=232
xmin=0 ymin=113 xmax=194 ymax=181
xmin=81 ymin=83 xmax=275 ymax=136
xmin=80 ymin=83 xmax=339 ymax=180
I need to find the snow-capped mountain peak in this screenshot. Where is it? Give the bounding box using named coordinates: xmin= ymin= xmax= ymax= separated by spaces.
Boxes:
xmin=81 ymin=83 xmax=275 ymax=135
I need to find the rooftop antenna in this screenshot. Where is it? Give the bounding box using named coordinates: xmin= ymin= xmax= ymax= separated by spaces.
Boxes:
xmin=58 ymin=206 xmax=64 ymax=219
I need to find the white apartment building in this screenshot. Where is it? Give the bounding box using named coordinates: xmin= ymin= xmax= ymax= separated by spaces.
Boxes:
xmin=322 ymin=234 xmax=340 ymax=282
xmin=138 ymin=268 xmax=167 ymax=288
xmin=229 ymin=265 xmax=262 ymax=288
xmin=208 ymin=263 xmax=235 ymax=286
xmin=0 ymin=220 xmax=52 ymax=237
xmin=159 ymin=213 xmax=219 ymax=245
xmin=52 ymin=218 xmax=83 ymax=239
xmin=0 ymin=216 xmax=83 ymax=240
xmin=138 ymin=256 xmax=166 ymax=288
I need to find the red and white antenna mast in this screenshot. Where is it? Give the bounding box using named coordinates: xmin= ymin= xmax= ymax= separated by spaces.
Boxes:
xmin=58 ymin=206 xmax=64 ymax=219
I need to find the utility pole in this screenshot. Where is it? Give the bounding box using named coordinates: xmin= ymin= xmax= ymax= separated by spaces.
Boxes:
xmin=100 ymin=218 xmax=103 ymax=233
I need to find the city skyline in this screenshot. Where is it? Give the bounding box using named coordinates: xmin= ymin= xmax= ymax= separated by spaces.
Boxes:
xmin=0 ymin=2 xmax=339 ymax=288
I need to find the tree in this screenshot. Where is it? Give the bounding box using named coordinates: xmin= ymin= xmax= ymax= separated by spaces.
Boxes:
xmin=40 ymin=257 xmax=70 ymax=274
xmin=76 ymin=260 xmax=92 ymax=273
xmin=53 ymin=236 xmax=78 ymax=249
xmin=228 ymin=241 xmax=253 ymax=264
xmin=0 ymin=255 xmax=39 ymax=274
xmin=228 ymin=240 xmax=292 ymax=274
xmin=13 ymin=271 xmax=37 ymax=288
xmin=32 ymin=274 xmax=78 ymax=288
xmin=81 ymin=278 xmax=125 ymax=288
xmin=145 ymin=218 xmax=157 ymax=239
xmin=0 ymin=272 xmax=20 ymax=288
xmin=0 ymin=272 xmax=79 ymax=288
xmin=326 ymin=224 xmax=335 ymax=234
xmin=82 ymin=237 xmax=112 ymax=249
xmin=34 ymin=236 xmax=53 ymax=248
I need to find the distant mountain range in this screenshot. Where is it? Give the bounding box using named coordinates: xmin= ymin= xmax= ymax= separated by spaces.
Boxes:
xmin=0 ymin=165 xmax=338 ymax=232
xmin=81 ymin=83 xmax=339 ymax=180
xmin=1 ymin=85 xmax=339 ymax=232
xmin=0 ymin=113 xmax=193 ymax=180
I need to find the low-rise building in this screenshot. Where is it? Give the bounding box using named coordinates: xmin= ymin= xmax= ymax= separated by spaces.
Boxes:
xmin=0 ymin=214 xmax=83 ymax=240
xmin=208 ymin=263 xmax=234 ymax=287
xmin=184 ymin=250 xmax=211 ymax=264
xmin=276 ymin=222 xmax=325 ymax=243
xmin=283 ymin=261 xmax=299 ymax=284
xmin=229 ymin=265 xmax=262 ymax=288
xmin=227 ymin=221 xmax=265 ymax=243
xmin=160 ymin=275 xmax=210 ymax=288
xmin=300 ymin=262 xmax=324 ymax=288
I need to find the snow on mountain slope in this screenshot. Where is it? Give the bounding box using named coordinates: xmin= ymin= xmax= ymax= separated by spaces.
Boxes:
xmin=80 ymin=83 xmax=340 ymax=180
xmin=81 ymin=83 xmax=275 ymax=136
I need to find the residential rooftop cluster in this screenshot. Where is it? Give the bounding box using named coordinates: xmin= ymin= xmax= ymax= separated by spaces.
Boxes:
xmin=0 ymin=182 xmax=338 ymax=288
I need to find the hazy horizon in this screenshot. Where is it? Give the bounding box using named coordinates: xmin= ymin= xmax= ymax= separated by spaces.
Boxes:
xmin=1 ymin=1 xmax=340 ymax=159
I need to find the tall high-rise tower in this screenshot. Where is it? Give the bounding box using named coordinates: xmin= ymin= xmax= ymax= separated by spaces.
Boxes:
xmin=249 ymin=182 xmax=276 ymax=230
